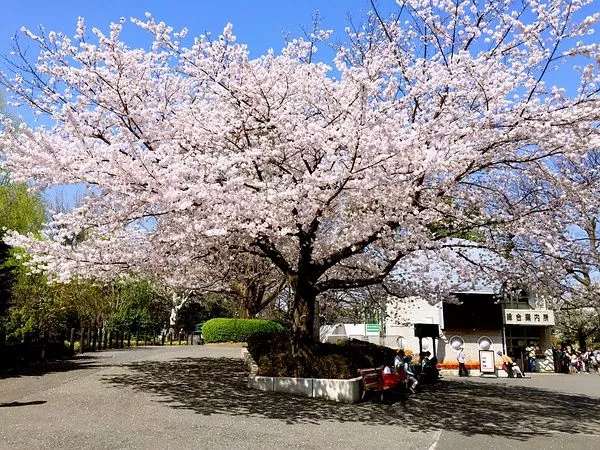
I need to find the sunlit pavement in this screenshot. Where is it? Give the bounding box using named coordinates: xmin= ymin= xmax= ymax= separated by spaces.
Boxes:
xmin=1 ymin=346 xmax=599 ymax=449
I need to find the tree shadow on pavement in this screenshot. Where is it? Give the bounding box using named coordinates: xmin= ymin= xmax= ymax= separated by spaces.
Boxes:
xmin=0 ymin=400 xmax=47 ymax=407
xmin=0 ymin=356 xmax=103 ymax=379
xmin=102 ymin=357 xmax=600 ymax=441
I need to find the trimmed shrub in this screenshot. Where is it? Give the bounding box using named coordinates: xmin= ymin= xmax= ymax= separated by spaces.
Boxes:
xmin=327 ymin=339 xmax=397 ymax=369
xmin=201 ymin=318 xmax=285 ymax=343
xmin=310 ymin=353 xmax=356 ymax=379
xmin=248 ymin=332 xmax=397 ymax=379
xmin=247 ymin=330 xmax=290 ymax=361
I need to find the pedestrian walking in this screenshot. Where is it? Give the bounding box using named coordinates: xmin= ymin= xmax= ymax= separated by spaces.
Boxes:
xmin=457 ymin=347 xmax=469 ymax=377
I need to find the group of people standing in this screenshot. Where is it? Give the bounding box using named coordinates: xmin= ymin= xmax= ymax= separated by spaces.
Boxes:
xmin=554 ymin=346 xmax=600 ymax=374
xmin=455 ymin=344 xmax=600 ymax=376
xmin=385 ymin=343 xmax=600 ymax=379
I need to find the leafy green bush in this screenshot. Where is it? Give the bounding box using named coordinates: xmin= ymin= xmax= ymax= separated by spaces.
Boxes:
xmin=328 ymin=338 xmax=397 ymax=368
xmin=247 ymin=330 xmax=290 ymax=360
xmin=310 ymin=353 xmax=356 ymax=379
xmin=63 ymin=340 xmax=81 ymax=353
xmin=106 ymin=281 xmax=157 ymax=334
xmin=202 ymin=318 xmax=285 ymax=343
xmin=248 ymin=332 xmax=397 ymax=379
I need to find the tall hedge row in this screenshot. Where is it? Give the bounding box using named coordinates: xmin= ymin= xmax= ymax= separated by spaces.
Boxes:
xmin=201 ymin=318 xmax=285 ymax=343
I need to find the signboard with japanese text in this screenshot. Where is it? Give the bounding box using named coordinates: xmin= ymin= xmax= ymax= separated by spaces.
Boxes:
xmin=479 ymin=350 xmax=496 ymax=374
xmin=503 ymin=309 xmax=555 ymax=326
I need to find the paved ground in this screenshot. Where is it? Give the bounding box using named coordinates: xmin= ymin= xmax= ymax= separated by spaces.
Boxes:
xmin=1 ymin=345 xmax=599 ymax=449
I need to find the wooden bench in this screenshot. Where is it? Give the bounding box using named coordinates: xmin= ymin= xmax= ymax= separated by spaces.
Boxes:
xmin=358 ymin=367 xmax=407 ymax=402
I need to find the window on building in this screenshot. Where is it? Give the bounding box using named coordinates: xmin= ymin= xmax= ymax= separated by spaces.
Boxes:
xmin=397 ymin=336 xmax=406 ymax=349
xmin=505 ymin=326 xmax=543 ymax=357
xmin=505 ymin=289 xmax=533 ymax=310
xmin=449 ymin=335 xmax=464 ymax=351
xmin=478 ymin=336 xmax=492 ymax=350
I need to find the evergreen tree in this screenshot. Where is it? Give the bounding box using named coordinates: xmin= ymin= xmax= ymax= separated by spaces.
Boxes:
xmin=0 ymin=172 xmax=47 ymax=330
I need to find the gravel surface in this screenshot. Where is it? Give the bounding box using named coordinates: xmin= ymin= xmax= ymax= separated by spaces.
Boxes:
xmin=1 ymin=345 xmax=599 ymax=449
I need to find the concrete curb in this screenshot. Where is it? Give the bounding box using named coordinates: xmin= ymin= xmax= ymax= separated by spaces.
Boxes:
xmin=439 ymin=369 xmax=534 ymax=378
xmin=242 ymin=348 xmax=362 ymax=404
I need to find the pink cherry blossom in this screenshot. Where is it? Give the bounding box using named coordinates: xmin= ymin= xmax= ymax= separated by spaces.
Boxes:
xmin=1 ymin=1 xmax=599 ymax=348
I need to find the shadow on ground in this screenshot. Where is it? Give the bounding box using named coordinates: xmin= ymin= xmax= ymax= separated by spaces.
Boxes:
xmin=102 ymin=357 xmax=600 ymax=441
xmin=0 ymin=346 xmax=166 ymax=380
xmin=0 ymin=400 xmax=47 ymax=407
xmin=0 ymin=356 xmax=103 ymax=379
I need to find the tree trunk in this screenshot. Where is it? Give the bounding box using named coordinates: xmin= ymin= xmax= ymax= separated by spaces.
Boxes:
xmin=91 ymin=323 xmax=97 ymax=351
xmin=86 ymin=328 xmax=92 ymax=352
xmin=578 ymin=331 xmax=587 ymax=352
xmin=69 ymin=328 xmax=75 ymax=355
xmin=233 ymin=276 xmax=284 ymax=319
xmin=379 ymin=299 xmax=386 ymax=346
xmin=242 ymin=282 xmax=264 ymax=318
xmin=98 ymin=327 xmax=103 ymax=350
xmin=80 ymin=326 xmax=85 ymax=354
xmin=290 ymin=278 xmax=318 ymax=357
xmin=40 ymin=330 xmax=49 ymax=361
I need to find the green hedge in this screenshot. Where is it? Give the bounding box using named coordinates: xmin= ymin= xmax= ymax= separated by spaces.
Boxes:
xmin=201 ymin=318 xmax=285 ymax=343
xmin=247 ymin=332 xmax=397 ymax=379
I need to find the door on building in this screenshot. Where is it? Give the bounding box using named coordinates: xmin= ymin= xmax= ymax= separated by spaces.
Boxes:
xmin=505 ymin=325 xmax=544 ymax=371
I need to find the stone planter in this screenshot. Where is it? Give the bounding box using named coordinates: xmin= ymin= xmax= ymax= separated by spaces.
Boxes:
xmin=242 ymin=349 xmax=362 ymax=404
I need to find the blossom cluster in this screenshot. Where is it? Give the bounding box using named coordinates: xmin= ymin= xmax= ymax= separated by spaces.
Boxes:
xmin=1 ymin=0 xmax=599 ymax=304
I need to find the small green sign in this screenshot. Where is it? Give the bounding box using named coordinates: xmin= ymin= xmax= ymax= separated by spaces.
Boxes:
xmin=366 ymin=323 xmax=380 ymax=333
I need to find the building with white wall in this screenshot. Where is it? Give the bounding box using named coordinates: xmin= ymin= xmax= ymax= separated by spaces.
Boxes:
xmin=320 ymin=240 xmax=557 ymax=373
xmin=321 ymin=288 xmax=555 ymax=373
xmin=386 ymin=289 xmax=554 ymax=372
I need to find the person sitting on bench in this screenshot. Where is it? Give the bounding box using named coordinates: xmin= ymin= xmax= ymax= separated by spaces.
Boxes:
xmin=399 ymin=355 xmax=419 ymax=393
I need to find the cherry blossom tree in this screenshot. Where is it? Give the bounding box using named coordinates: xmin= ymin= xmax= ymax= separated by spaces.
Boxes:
xmin=488 ymin=149 xmax=595 ymax=292
xmin=501 ymin=149 xmax=600 ymax=324
xmin=226 ymin=256 xmax=285 ymax=318
xmin=2 ymin=0 xmax=600 ymax=353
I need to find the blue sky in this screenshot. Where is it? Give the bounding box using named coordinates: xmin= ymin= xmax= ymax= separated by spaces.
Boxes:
xmin=1 ymin=1 xmax=392 ymax=121
xmin=1 ymin=0 xmax=594 ymax=114
xmin=0 ymin=1 xmax=379 ymax=60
